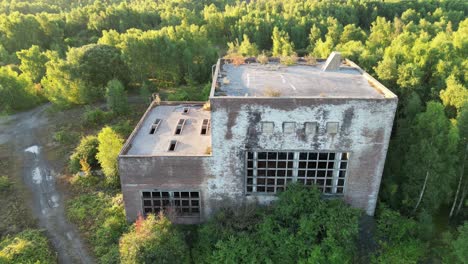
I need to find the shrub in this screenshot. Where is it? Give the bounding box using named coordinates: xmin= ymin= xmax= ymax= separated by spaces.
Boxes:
xmin=106 ymin=79 xmax=129 ymax=115
xmin=305 ymin=55 xmax=317 ymax=65
xmin=112 ymin=120 xmax=134 ymax=138
xmin=0 ymin=176 xmax=12 ymax=192
xmin=53 ymin=128 xmax=79 ymax=145
xmin=257 ymin=52 xmax=269 ymax=64
xmin=67 ymin=193 xmax=128 ymax=263
xmin=193 ymin=184 xmax=361 ymax=263
xmin=371 ymin=206 xmax=427 ymax=264
xmin=96 ymin=127 xmax=124 ymax=186
xmin=82 ymin=107 xmax=112 ymax=127
xmin=69 ymin=135 xmax=99 ymax=174
xmin=0 ymin=229 xmax=56 ymax=263
xmin=280 ymin=53 xmax=298 ymax=66
xmin=119 ymin=214 xmax=190 ymax=264
xmin=264 ymin=87 xmax=281 ymax=97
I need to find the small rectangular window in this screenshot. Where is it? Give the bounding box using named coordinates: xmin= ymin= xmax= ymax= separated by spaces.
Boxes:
xmin=149 ymin=119 xmax=162 ymax=134
xmin=261 ymin=122 xmax=274 ymax=133
xmin=182 ymin=107 xmax=190 ymax=115
xmin=201 ymin=119 xmax=210 ymax=135
xmin=168 ymin=140 xmax=177 ymax=151
xmin=174 ymin=119 xmax=186 ymax=135
xmin=305 ymin=122 xmax=317 ymax=135
xmin=326 ymin=122 xmax=339 ymax=134
xmin=283 ymin=122 xmax=296 ymax=134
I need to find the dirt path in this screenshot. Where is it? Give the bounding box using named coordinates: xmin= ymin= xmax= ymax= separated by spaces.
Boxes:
xmin=0 ymin=105 xmax=94 ymax=264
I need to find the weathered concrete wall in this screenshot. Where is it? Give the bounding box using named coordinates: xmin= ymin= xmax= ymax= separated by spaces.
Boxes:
xmin=119 ymin=156 xmax=212 ymax=223
xmin=206 ymin=97 xmax=397 ymax=215
xmin=120 ymin=95 xmax=397 ymax=222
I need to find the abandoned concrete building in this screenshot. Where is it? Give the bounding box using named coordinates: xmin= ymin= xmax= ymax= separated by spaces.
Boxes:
xmin=119 ymin=52 xmax=398 ymax=223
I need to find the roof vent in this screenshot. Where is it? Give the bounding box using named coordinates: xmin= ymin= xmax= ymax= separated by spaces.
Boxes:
xmin=322 ymin=51 xmax=342 ymax=72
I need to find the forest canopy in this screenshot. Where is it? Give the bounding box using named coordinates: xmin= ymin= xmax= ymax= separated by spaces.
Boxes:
xmin=0 ymin=0 xmax=466 ymax=263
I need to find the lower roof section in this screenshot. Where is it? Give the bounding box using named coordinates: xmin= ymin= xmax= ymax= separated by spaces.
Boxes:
xmin=122 ymin=102 xmax=211 ymax=156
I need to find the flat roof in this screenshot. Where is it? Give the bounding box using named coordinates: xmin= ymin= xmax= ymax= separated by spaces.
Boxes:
xmin=124 ymin=103 xmax=211 ymax=156
xmin=213 ymin=60 xmax=390 ymax=99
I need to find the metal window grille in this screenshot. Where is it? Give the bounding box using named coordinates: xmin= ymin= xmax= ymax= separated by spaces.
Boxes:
xmin=246 ymin=151 xmax=348 ymax=194
xmin=141 ymin=191 xmax=201 ymax=217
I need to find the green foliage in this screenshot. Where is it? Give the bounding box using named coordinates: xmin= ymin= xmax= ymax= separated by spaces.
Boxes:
xmin=67 ymin=192 xmax=128 ymax=263
xmin=96 ymin=126 xmax=123 ymax=186
xmin=371 ymin=207 xmax=427 ymax=264
xmin=69 ymin=135 xmax=99 ymax=174
xmin=106 ymin=79 xmax=129 ymax=115
xmin=451 ymin=222 xmax=468 ymax=264
xmin=227 ymin=34 xmax=259 ymax=57
xmin=272 ymin=26 xmax=294 ymax=57
xmin=440 ymin=75 xmax=468 ymax=113
xmin=0 ymin=66 xmax=38 ymax=113
xmin=193 ymin=184 xmax=361 ymax=263
xmin=0 ymin=229 xmax=56 ymax=263
xmin=0 ymin=176 xmax=12 ymax=192
xmin=400 ymin=102 xmax=459 ymax=214
xmin=119 ymin=214 xmax=190 ymax=264
xmin=16 ymin=45 xmax=48 ymax=83
xmin=81 ymin=107 xmax=113 ymax=128
xmin=52 ymin=127 xmax=79 ymax=146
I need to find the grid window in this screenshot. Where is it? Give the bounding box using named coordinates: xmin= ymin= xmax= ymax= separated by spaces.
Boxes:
xmin=246 ymin=151 xmax=349 ymax=195
xmin=201 ymin=119 xmax=210 ymax=135
xmin=141 ymin=190 xmax=201 ymax=217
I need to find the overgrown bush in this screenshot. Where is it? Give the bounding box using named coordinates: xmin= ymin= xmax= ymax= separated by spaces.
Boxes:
xmin=371 ymin=206 xmax=428 ymax=264
xmin=106 ymin=79 xmax=129 ymax=115
xmin=96 ymin=126 xmax=123 ymax=186
xmin=280 ymin=53 xmax=298 ymax=66
xmin=0 ymin=176 xmax=12 ymax=192
xmin=53 ymin=128 xmax=79 ymax=145
xmin=0 ymin=229 xmax=56 ymax=263
xmin=67 ymin=192 xmax=128 ymax=263
xmin=69 ymin=135 xmax=99 ymax=174
xmin=82 ymin=107 xmax=113 ymax=127
xmin=193 ymin=184 xmax=361 ymax=263
xmin=119 ymin=214 xmax=190 ymax=264
xmin=112 ymin=120 xmax=134 ymax=138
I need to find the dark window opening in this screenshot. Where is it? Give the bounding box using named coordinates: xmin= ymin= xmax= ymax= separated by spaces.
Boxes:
xmin=246 ymin=151 xmax=349 ymax=195
xmin=175 ymin=119 xmax=186 ymax=135
xmin=142 ymin=190 xmax=201 ymax=217
xmin=182 ymin=107 xmax=190 ymax=114
xmin=149 ymin=119 xmax=162 ymax=134
xmin=168 ymin=140 xmax=177 ymax=151
xmin=201 ymin=119 xmax=210 ymax=135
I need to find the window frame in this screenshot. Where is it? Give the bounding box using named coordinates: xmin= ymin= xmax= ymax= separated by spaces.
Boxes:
xmin=245 ymin=150 xmax=350 ymax=195
xmin=261 ymin=122 xmax=275 ymax=134
xmin=141 ymin=190 xmax=201 ymax=218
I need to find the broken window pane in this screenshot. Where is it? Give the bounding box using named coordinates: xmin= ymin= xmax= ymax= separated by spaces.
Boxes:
xmin=246 ymin=151 xmax=349 ymax=195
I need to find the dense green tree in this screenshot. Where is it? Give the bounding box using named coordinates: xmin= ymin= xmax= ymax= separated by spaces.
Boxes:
xmin=440 ymin=75 xmax=468 ymax=113
xmin=16 ymin=45 xmax=48 ymax=83
xmin=105 ymin=79 xmax=129 ymax=115
xmin=69 ymin=135 xmax=99 ymax=174
xmin=401 ymin=102 xmax=459 ymax=214
xmin=0 ymin=66 xmax=38 ymax=112
xmin=96 ymin=126 xmax=123 ymax=186
xmin=271 ymin=26 xmax=294 ymax=57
